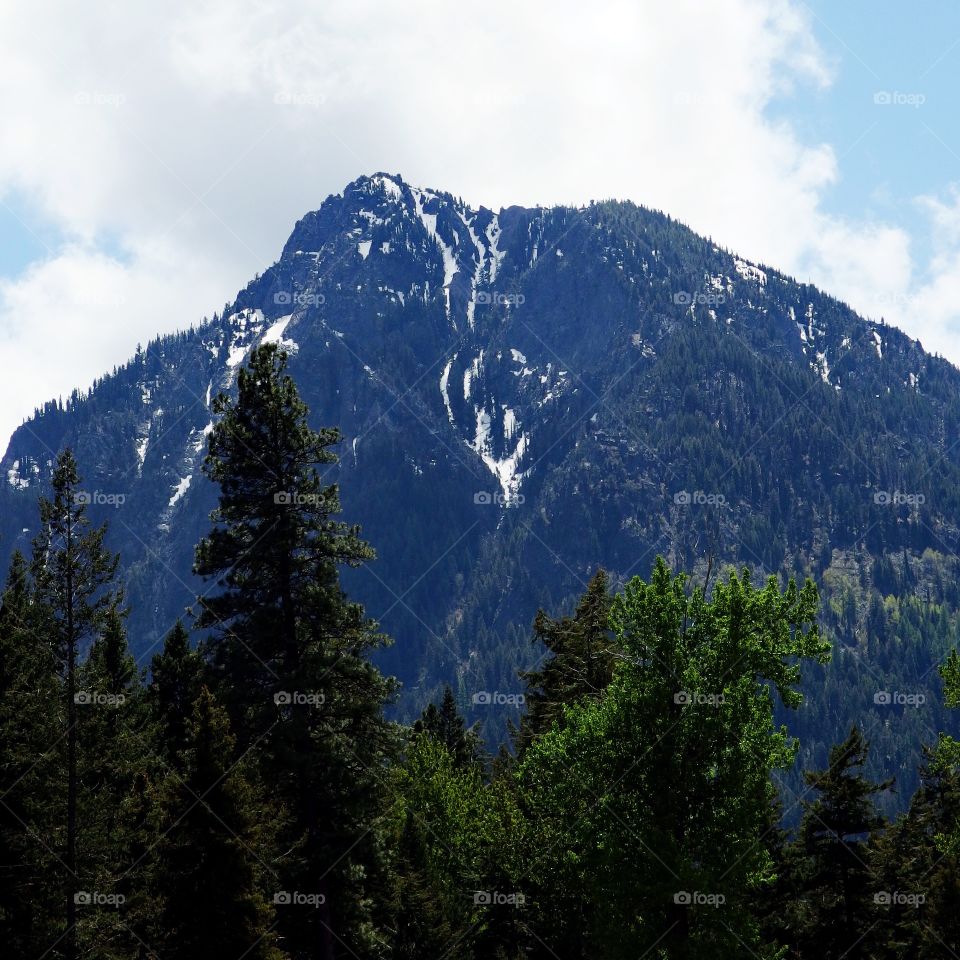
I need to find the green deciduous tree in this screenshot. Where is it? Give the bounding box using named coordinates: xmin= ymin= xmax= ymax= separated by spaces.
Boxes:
xmin=517 ymin=557 xmax=829 ymax=959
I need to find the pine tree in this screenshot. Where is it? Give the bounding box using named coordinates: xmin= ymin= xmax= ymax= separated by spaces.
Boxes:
xmin=413 ymin=686 xmax=484 ymax=770
xmin=154 ymin=686 xmax=284 ymax=959
xmin=0 ymin=551 xmax=61 ymax=954
xmin=788 ymin=726 xmax=891 ymax=959
xmin=193 ymin=344 xmax=397 ymax=959
xmin=31 ymin=450 xmax=121 ymax=960
xmin=514 ymin=569 xmax=616 ymax=754
xmin=75 ymin=602 xmax=151 ymax=958
xmin=149 ymin=619 xmax=203 ymax=762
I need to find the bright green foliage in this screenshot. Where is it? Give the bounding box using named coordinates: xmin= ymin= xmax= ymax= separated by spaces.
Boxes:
xmin=934 ymin=649 xmax=960 ymax=856
xmin=390 ymin=732 xmax=526 ymax=959
xmin=516 ymin=557 xmax=828 ymax=959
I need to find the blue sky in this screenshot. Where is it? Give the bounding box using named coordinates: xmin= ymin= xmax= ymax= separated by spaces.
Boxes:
xmin=1 ymin=0 xmax=960 ymax=455
xmin=786 ymin=0 xmax=960 ymax=269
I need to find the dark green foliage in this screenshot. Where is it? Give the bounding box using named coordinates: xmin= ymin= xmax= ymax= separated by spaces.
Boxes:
xmin=149 ymin=619 xmax=203 ymax=761
xmin=31 ymin=450 xmax=123 ymax=960
xmin=513 ymin=568 xmax=616 ymax=754
xmin=0 ymin=551 xmax=61 ymax=955
xmin=153 ymin=686 xmax=284 ymax=960
xmin=194 ymin=344 xmax=397 ymax=959
xmin=413 ymin=686 xmax=485 ymax=770
xmin=781 ymin=727 xmax=891 ymax=959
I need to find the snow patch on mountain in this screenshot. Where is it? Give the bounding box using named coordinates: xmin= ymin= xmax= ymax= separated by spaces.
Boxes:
xmin=734 ymin=258 xmax=767 ymax=286
xmin=168 ymin=474 xmax=192 ymax=508
xmin=469 ymin=405 xmax=528 ymax=506
xmin=6 ymin=459 xmax=30 ymax=490
xmin=411 ymin=187 xmax=458 ymax=328
xmin=440 ymin=354 xmax=458 ymax=424
xmin=486 ymin=216 xmax=505 ymax=283
xmin=135 ymin=436 xmax=149 ymax=472
xmin=461 ymin=212 xmax=486 ymax=329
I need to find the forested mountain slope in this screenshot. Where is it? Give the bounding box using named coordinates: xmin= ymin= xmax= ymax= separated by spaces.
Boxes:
xmin=3 ymin=172 xmax=960 ymax=810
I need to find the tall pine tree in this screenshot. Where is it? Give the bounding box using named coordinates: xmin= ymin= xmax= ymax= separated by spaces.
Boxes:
xmin=31 ymin=450 xmax=121 ymax=960
xmin=194 ymin=344 xmax=397 ymax=959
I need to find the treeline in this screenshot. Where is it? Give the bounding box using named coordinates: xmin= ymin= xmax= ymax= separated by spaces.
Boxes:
xmin=1 ymin=343 xmax=959 ymax=959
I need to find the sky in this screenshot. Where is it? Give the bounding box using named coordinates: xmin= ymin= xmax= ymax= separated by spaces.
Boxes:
xmin=2 ymin=0 xmax=960 ymax=456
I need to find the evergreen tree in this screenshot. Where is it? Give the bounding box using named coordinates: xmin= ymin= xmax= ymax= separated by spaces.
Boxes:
xmin=787 ymin=726 xmax=891 ymax=959
xmin=514 ymin=569 xmax=616 ymax=754
xmin=75 ymin=602 xmax=151 ymax=958
xmin=149 ymin=619 xmax=203 ymax=762
xmin=413 ymin=686 xmax=485 ymax=770
xmin=193 ymin=344 xmax=397 ymax=959
xmin=154 ymin=686 xmax=284 ymax=959
xmin=0 ymin=551 xmax=61 ymax=954
xmin=31 ymin=450 xmax=121 ymax=960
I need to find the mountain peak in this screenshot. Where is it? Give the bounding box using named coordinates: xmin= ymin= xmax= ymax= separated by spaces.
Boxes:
xmin=2 ymin=176 xmax=957 ymax=788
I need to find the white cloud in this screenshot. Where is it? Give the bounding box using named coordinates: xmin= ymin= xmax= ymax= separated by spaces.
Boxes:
xmin=0 ymin=0 xmax=955 ymax=454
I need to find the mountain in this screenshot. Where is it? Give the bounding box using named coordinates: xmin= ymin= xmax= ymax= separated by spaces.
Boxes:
xmin=3 ymin=172 xmax=960 ymax=811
